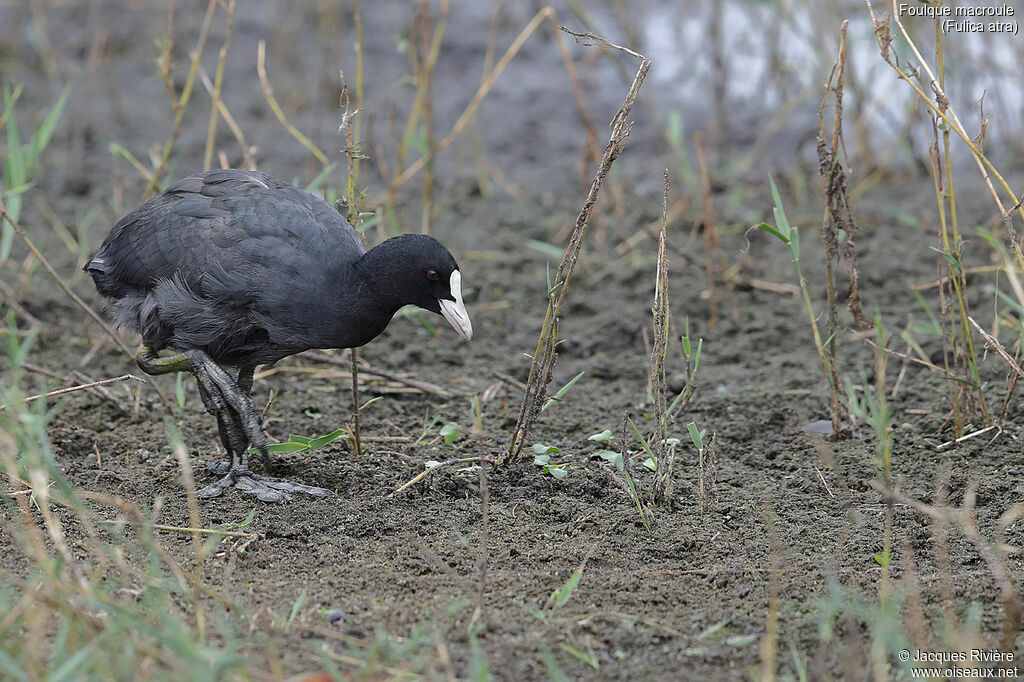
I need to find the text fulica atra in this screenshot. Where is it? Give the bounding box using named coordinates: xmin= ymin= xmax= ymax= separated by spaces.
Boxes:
xmin=85 ymin=169 xmax=472 ymax=503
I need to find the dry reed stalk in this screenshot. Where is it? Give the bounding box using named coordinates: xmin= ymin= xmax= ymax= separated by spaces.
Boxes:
xmin=759 ymin=503 xmax=780 ymax=682
xmin=650 ymin=170 xmax=671 ymax=504
xmin=351 ymin=0 xmax=364 ymax=185
xmin=873 ymin=0 xmax=1024 ymax=225
xmin=202 ymin=0 xmax=236 ymax=172
xmin=505 ymin=32 xmax=650 ymax=463
xmin=171 ymin=438 xmax=208 ymax=640
xmin=0 ymin=201 xmax=175 ymax=412
xmin=470 ymin=396 xmax=489 ymax=630
xmin=257 ymin=41 xmax=330 ymax=168
xmin=816 ymin=20 xmax=870 ymax=438
xmin=371 ymin=7 xmax=597 ymax=206
xmin=415 ymin=0 xmax=448 ymax=235
xmin=870 ymin=480 xmax=1023 ymax=650
xmin=143 ymin=0 xmax=217 ymax=200
xmin=197 ymin=64 xmax=255 ymax=168
xmin=694 ymin=132 xmax=727 ymax=329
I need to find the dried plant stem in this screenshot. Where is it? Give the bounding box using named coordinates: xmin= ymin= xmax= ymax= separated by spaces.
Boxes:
xmin=202 ymin=0 xmax=236 ymax=172
xmin=470 ymin=396 xmax=489 ymax=630
xmin=0 ymin=202 xmax=175 ymax=412
xmin=143 ymin=0 xmax=217 ymax=200
xmin=967 ymin=316 xmax=1024 ymax=378
xmin=759 ymin=504 xmax=780 ymax=682
xmin=349 ymin=348 xmax=361 ymax=457
xmin=505 ymin=33 xmax=650 ymax=463
xmin=870 ymin=480 xmax=1023 ymax=650
xmin=197 ymin=64 xmax=254 ymax=168
xmin=257 ymin=40 xmax=330 ymax=168
xmin=694 ymin=132 xmax=726 ymax=329
xmin=2 ymin=374 xmax=139 ymax=410
xmin=373 ymin=7 xmax=592 ymax=205
xmin=865 ymin=0 xmax=1024 ymax=225
xmin=351 ymin=0 xmax=364 ymax=185
xmin=0 ymin=202 xmax=126 ymax=359
xmin=303 ymin=350 xmax=452 ymax=398
xmin=651 ymin=170 xmax=671 ymax=504
xmin=816 ymin=20 xmax=870 ymax=438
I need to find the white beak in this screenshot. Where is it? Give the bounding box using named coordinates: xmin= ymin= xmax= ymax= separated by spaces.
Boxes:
xmin=438 ymin=270 xmax=473 ymax=341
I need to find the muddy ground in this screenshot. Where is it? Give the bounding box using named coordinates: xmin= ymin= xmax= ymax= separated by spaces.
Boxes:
xmin=2 ymin=1 xmax=1024 ymax=680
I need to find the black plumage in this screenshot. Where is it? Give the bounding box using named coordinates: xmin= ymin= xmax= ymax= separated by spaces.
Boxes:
xmin=86 ymin=169 xmax=472 ymax=502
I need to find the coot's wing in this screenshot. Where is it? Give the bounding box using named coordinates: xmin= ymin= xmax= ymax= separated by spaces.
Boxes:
xmin=87 ymin=170 xmax=364 ymax=299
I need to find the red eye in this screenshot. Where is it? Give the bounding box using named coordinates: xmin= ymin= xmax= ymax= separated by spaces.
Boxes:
xmin=427 ymin=269 xmax=439 ymax=281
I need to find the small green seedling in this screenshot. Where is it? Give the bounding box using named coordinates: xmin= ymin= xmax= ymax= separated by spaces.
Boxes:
xmin=440 ymin=421 xmax=460 ymax=444
xmin=174 ymin=372 xmax=187 ymax=408
xmin=532 ymin=444 xmax=567 ymax=479
xmin=588 ymin=429 xmax=613 ymax=443
xmin=594 ymin=449 xmax=623 ymax=469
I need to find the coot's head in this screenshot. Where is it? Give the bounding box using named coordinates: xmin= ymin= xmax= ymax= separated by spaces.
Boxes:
xmin=369 ymin=234 xmax=473 ymax=341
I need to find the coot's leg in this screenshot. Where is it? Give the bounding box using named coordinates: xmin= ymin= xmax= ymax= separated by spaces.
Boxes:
xmin=135 ymin=346 xmax=330 ymax=503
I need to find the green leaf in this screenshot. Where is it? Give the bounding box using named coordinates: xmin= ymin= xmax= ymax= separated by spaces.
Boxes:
xmin=755 ymin=222 xmax=789 ymax=244
xmin=588 ymin=429 xmax=614 ymax=443
xmin=626 ymin=416 xmax=657 ymax=462
xmin=546 ymin=466 xmax=568 ymax=479
xmin=469 ymin=632 xmax=488 ymax=682
xmin=642 ymin=457 xmax=656 ymax=471
xmin=768 ymin=174 xmax=791 ymax=237
xmin=267 ymin=442 xmax=310 ymax=453
xmin=533 ymin=454 xmax=551 ymax=466
xmin=538 ymin=646 xmax=571 ymax=682
xmin=526 ymin=238 xmax=565 ymax=261
xmin=542 ymin=371 xmax=585 ymax=412
xmin=286 ymin=589 xmax=307 ymax=632
xmin=289 ymin=435 xmax=313 ymax=446
xmin=558 ymin=642 xmax=600 ymax=670
xmin=687 ymin=422 xmax=704 ymax=450
xmin=359 ymin=395 xmax=383 ymax=411
xmin=440 ymin=421 xmax=460 ymax=444
xmin=30 ymin=84 xmax=69 ymax=161
xmin=549 ymin=562 xmax=584 ymax=611
xmin=698 ymin=618 xmax=731 ymax=639
xmin=46 ymin=633 xmax=101 ymax=682
xmin=308 ymin=428 xmax=346 ymax=449
xmin=594 ymin=449 xmax=623 ymax=469
xmin=995 ymin=288 xmax=1024 ymax=317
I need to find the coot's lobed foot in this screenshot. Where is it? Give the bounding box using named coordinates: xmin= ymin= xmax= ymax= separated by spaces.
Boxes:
xmin=196 ymin=466 xmax=332 ymax=504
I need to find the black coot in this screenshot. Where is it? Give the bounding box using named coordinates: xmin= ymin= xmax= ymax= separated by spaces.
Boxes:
xmin=86 ymin=169 xmax=472 ymax=502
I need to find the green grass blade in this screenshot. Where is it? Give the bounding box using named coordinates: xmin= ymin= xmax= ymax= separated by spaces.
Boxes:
xmin=30 ymin=84 xmax=69 ymax=160
xmin=308 ymin=428 xmax=347 ymax=449
xmin=549 ymin=561 xmax=584 ymax=611
xmin=542 ymin=371 xmax=585 ymax=412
